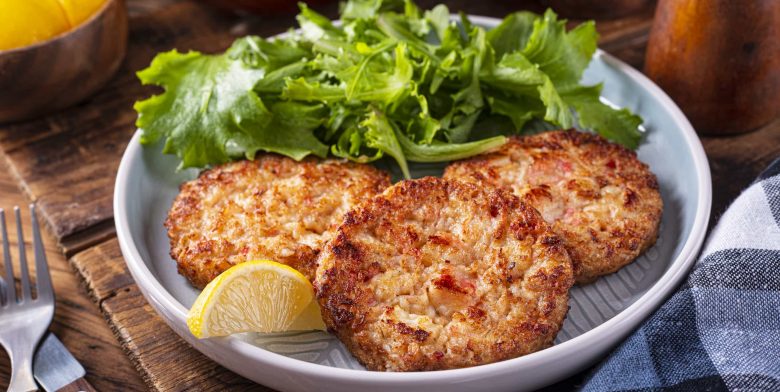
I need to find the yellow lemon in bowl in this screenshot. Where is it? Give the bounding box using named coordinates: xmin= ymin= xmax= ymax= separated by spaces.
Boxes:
xmin=0 ymin=0 xmax=106 ymax=51
xmin=58 ymin=0 xmax=107 ymax=27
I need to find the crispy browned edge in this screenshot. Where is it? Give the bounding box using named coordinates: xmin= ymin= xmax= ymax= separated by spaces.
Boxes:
xmin=316 ymin=177 xmax=574 ymax=371
xmin=165 ymin=155 xmax=391 ymax=288
xmin=444 ymin=130 xmax=663 ymax=283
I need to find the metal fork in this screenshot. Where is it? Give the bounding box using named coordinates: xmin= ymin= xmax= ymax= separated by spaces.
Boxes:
xmin=0 ymin=206 xmax=55 ymax=392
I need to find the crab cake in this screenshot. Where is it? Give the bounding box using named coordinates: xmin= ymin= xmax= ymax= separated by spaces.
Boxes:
xmin=166 ymin=156 xmax=391 ymax=288
xmin=315 ymin=177 xmax=573 ymax=371
xmin=444 ymin=130 xmax=662 ymax=283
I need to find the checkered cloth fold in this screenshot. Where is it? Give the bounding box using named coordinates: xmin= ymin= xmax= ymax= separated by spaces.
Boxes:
xmin=582 ymin=158 xmax=780 ymax=392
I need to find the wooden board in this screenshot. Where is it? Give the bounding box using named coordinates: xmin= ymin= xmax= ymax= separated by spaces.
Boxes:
xmin=0 ymin=0 xmax=778 ymax=391
xmin=70 ymin=239 xmax=268 ymax=391
xmin=0 ymin=163 xmax=145 ymax=392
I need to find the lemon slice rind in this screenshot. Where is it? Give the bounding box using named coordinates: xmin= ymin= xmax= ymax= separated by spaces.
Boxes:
xmin=187 ymin=260 xmax=324 ymax=338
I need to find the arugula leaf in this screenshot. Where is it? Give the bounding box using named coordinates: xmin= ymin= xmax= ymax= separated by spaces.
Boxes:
xmin=487 ymin=12 xmax=538 ymax=59
xmin=481 ymin=51 xmax=546 ymax=93
xmin=228 ymin=36 xmax=309 ymax=71
xmin=522 ymin=9 xmax=598 ymax=88
xmin=346 ymin=43 xmax=412 ymax=104
xmin=396 ymin=130 xmax=507 ymax=162
xmin=282 ymin=78 xmax=346 ymax=102
xmin=297 ymin=3 xmax=344 ymax=41
xmin=424 ymin=4 xmax=450 ymax=42
xmin=561 ymin=84 xmax=642 ymax=148
xmin=481 ymin=52 xmax=572 ymax=129
xmin=235 ymin=101 xmax=329 ymax=160
xmin=442 ymin=26 xmax=486 ymax=143
xmin=253 ymin=61 xmax=307 ymax=94
xmin=539 ymin=78 xmax=573 ymax=128
xmin=486 ymin=93 xmax=542 ymax=131
xmin=340 ymin=0 xmax=383 ymax=20
xmin=361 ymin=108 xmax=410 ymax=178
xmin=376 ymin=12 xmax=437 ymax=59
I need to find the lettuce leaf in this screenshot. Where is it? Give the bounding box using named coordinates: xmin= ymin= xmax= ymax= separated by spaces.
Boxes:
xmin=486 ymin=11 xmax=537 ymax=59
xmin=135 ymin=45 xmax=326 ymax=170
xmin=561 ymin=84 xmax=642 ymax=148
xmin=135 ymin=1 xmax=644 ymax=177
xmin=522 ymin=9 xmax=598 ymax=89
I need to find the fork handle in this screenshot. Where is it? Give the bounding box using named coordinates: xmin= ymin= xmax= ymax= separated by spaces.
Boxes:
xmin=8 ymin=344 xmax=38 ymax=392
xmin=56 ymin=377 xmax=97 ymax=392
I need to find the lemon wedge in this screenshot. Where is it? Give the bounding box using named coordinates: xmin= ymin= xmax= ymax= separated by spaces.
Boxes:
xmin=187 ymin=260 xmax=326 ymax=338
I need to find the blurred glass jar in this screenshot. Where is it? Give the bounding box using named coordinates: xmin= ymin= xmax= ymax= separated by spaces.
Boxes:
xmin=645 ymin=0 xmax=780 ymax=135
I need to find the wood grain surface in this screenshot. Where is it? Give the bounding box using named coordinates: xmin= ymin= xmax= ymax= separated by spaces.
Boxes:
xmin=70 ymin=240 xmax=268 ymax=391
xmin=0 ymin=0 xmax=777 ymax=391
xmin=0 ymin=163 xmax=145 ymax=392
xmin=58 ymin=377 xmax=98 ymax=392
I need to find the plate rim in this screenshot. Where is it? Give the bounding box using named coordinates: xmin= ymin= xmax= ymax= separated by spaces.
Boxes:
xmin=113 ymin=14 xmax=712 ymax=386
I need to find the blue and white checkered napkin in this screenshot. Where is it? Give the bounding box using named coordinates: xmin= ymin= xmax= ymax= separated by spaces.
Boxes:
xmin=582 ymin=158 xmax=780 ymax=391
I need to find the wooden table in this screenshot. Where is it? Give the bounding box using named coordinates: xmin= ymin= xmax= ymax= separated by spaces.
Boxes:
xmin=0 ymin=0 xmax=778 ymax=390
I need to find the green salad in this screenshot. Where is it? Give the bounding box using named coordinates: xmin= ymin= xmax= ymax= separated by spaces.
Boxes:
xmin=134 ymin=0 xmax=643 ymax=178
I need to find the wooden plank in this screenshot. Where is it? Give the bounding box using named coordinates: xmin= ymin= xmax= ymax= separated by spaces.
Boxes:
xmin=60 ymin=219 xmax=117 ymax=258
xmin=0 ymin=164 xmax=144 ymax=392
xmin=69 ymin=239 xmax=269 ymax=391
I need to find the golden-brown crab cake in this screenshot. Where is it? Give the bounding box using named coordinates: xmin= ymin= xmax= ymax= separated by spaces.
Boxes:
xmin=444 ymin=130 xmax=663 ymax=283
xmin=315 ymin=177 xmax=574 ymax=371
xmin=166 ymin=155 xmax=391 ymax=288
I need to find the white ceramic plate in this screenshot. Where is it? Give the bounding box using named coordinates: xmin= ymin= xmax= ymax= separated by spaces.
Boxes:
xmin=114 ymin=15 xmax=712 ymax=392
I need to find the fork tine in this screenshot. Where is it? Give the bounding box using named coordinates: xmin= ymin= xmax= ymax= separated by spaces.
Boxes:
xmin=15 ymin=206 xmax=32 ymax=301
xmin=1 ymin=208 xmax=15 ymax=304
xmin=31 ymin=205 xmax=52 ymax=302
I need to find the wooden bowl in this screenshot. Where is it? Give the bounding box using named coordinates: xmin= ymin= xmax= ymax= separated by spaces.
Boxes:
xmin=0 ymin=0 xmax=128 ymax=123
xmin=645 ymin=0 xmax=780 ymax=134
